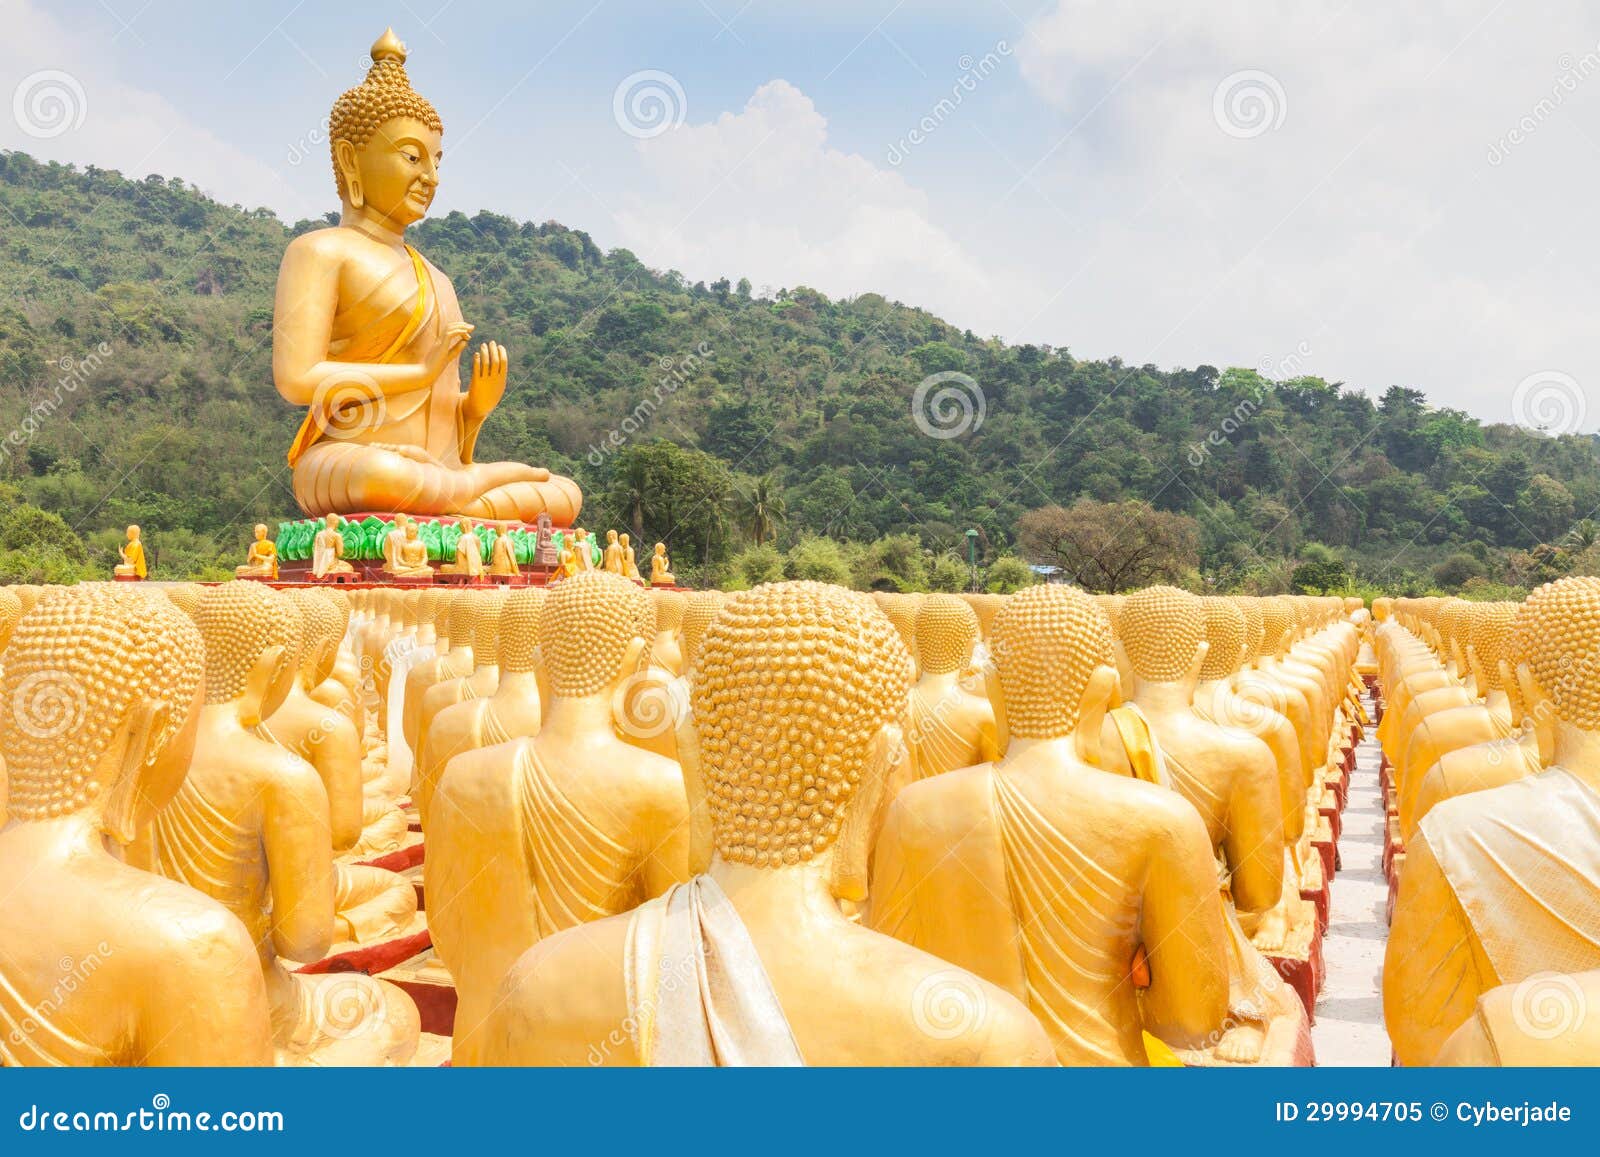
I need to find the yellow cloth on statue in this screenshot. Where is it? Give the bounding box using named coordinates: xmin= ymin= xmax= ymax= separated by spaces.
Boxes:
xmin=1109 ymin=704 xmax=1172 ymax=789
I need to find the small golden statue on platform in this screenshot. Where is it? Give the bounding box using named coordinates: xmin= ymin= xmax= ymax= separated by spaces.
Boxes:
xmin=236 ymin=523 xmax=279 ymax=579
xmin=603 ymin=529 xmax=625 ymax=574
xmin=620 ymin=532 xmax=642 ymax=581
xmin=650 ymin=542 xmax=674 ymax=586
xmin=441 ymin=517 xmax=484 ymax=577
xmin=272 ymin=29 xmax=581 ymax=526
xmin=114 ymin=524 xmax=147 ymax=579
xmin=384 ymin=519 xmax=434 ymax=579
xmin=488 ymin=525 xmax=520 ymax=578
xmin=312 ymin=512 xmax=355 ymax=578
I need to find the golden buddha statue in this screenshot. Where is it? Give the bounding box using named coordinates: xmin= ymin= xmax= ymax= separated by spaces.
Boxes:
xmin=648 ymin=588 xmax=687 ymax=677
xmin=312 ymin=512 xmax=355 ymax=578
xmin=871 ymin=584 xmax=1244 ymax=1065
xmin=131 ymin=582 xmax=419 ymax=1065
xmin=426 ymin=570 xmax=690 ymax=1064
xmin=237 ymin=522 xmax=279 ymax=579
xmin=901 ymin=594 xmax=999 ymax=785
xmin=573 ymin=528 xmax=594 ymax=571
xmin=620 ymin=533 xmax=642 ymax=581
xmin=1435 ymin=969 xmax=1600 ymax=1065
xmin=401 ymin=590 xmax=472 ymax=765
xmin=480 ymin=581 xmax=1054 ymax=1066
xmin=113 ymin=524 xmax=146 ymax=578
xmin=414 ymin=591 xmax=505 ymax=820
xmin=603 ymin=529 xmax=624 ymax=574
xmin=488 ymin=526 xmax=520 ymax=578
xmin=650 ymin=542 xmax=674 ymax=586
xmin=1386 ymin=576 xmax=1600 ymax=1065
xmin=873 ymin=592 xmax=923 ymax=670
xmin=273 ymin=30 xmax=581 ymax=525
xmin=384 ymin=520 xmax=434 ymax=579
xmin=0 ymin=587 xmax=276 ymax=1066
xmin=440 ymin=517 xmax=484 ymax=576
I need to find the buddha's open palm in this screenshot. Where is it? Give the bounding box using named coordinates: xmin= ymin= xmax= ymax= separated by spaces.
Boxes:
xmin=466 ymin=340 xmax=509 ymax=418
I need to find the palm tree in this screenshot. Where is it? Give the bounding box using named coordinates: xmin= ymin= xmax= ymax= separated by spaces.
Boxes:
xmin=741 ymin=472 xmax=788 ymax=547
xmin=1566 ymin=518 xmax=1599 ymax=554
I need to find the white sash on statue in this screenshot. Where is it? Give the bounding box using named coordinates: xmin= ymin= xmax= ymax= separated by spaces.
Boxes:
xmin=385 ymin=637 xmax=432 ymax=786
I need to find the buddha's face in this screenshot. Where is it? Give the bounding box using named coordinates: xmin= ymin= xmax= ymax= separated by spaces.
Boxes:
xmin=254 ymin=524 xmax=268 ymax=541
xmin=346 ymin=116 xmax=441 ymax=226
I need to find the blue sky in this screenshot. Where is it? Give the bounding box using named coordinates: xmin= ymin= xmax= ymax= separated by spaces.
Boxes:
xmin=8 ymin=0 xmax=1600 ymax=432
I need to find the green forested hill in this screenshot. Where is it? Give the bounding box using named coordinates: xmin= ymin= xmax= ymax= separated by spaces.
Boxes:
xmin=0 ymin=149 xmax=1596 ymax=593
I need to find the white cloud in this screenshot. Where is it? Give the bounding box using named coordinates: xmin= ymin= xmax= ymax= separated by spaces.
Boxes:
xmin=0 ymin=0 xmax=306 ymax=214
xmin=612 ymin=79 xmax=1000 ymax=330
xmin=1004 ymin=0 xmax=1600 ymax=429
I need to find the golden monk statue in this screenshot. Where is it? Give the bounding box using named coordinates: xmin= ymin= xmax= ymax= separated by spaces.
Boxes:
xmin=603 ymin=529 xmax=624 ymax=574
xmin=488 ymin=526 xmax=520 ymax=578
xmin=414 ymin=591 xmax=505 ymax=820
xmin=900 ymin=594 xmax=998 ymax=785
xmin=131 ymin=583 xmax=420 ymax=1065
xmin=440 ymin=517 xmax=484 ymax=576
xmin=384 ymin=520 xmax=433 ymax=579
xmin=237 ymin=523 xmax=279 ymax=579
xmin=426 ymin=571 xmax=690 ymax=1064
xmin=871 ymin=584 xmax=1238 ymax=1065
xmin=114 ymin=524 xmax=146 ymax=578
xmin=620 ymin=532 xmax=642 ymax=581
xmin=650 ymin=542 xmax=674 ymax=586
xmin=477 ymin=581 xmax=1053 ymax=1066
xmin=312 ymin=512 xmax=355 ymax=578
xmin=1386 ymin=577 xmax=1600 ymax=1065
xmin=0 ymin=588 xmax=276 ymax=1065
xmin=272 ymin=30 xmax=581 ymax=525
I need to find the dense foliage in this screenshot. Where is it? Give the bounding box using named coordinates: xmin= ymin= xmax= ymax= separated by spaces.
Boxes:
xmin=1 ymin=150 xmax=1596 ymax=593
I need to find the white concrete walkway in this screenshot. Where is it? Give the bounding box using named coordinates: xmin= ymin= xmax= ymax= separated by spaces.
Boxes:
xmin=1310 ymin=691 xmax=1392 ymax=1065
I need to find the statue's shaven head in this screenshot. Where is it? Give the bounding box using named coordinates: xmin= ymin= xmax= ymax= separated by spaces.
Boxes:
xmin=1524 ymin=577 xmax=1600 ymax=729
xmin=1198 ymin=596 xmax=1248 ymax=681
xmin=447 ymin=591 xmax=477 ymax=648
xmin=651 ymin=588 xmax=686 ymax=633
xmin=959 ymin=593 xmax=1005 ymax=639
xmin=914 ymin=594 xmax=979 ymax=676
xmin=540 ymin=571 xmax=653 ymax=697
xmin=287 ymin=590 xmax=344 ymax=686
xmin=990 ymin=585 xmax=1112 ymax=740
xmin=318 ymin=587 xmax=352 ymax=635
xmin=1094 ymin=593 xmax=1125 ymax=635
xmin=196 ymin=582 xmax=296 ymax=705
xmin=872 ymin=592 xmax=922 ymax=656
xmin=471 ymin=590 xmax=507 ymax=658
xmin=419 ymin=588 xmax=451 ymax=633
xmin=1466 ymin=601 xmax=1516 ymax=691
xmin=1234 ymin=597 xmax=1265 ymax=661
xmin=328 ymin=30 xmax=443 ymax=200
xmin=679 ymin=591 xmax=725 ymax=673
xmin=693 ymin=582 xmax=912 ymax=868
xmin=1120 ymin=585 xmax=1203 ymax=682
xmin=1259 ymin=598 xmax=1295 ymax=655
xmin=496 ymin=588 xmax=546 ymax=674
xmin=3 ymin=588 xmax=203 ymax=820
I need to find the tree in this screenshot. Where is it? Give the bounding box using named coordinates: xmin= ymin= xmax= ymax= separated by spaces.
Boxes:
xmin=927 ymin=552 xmax=970 ymax=592
xmin=739 ymin=472 xmax=788 ymax=546
xmin=984 ymin=555 xmax=1035 ymax=594
xmin=725 ymin=543 xmax=785 ymax=589
xmin=1289 ymin=543 xmax=1349 ymax=594
xmin=785 ymin=535 xmax=852 ymax=585
xmin=1017 ymin=500 xmax=1199 ymax=592
xmin=601 ymin=441 xmax=734 ymax=565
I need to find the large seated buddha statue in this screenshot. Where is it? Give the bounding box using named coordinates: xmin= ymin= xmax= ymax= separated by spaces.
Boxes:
xmin=479 ymin=581 xmax=1054 ymax=1066
xmin=1386 ymin=577 xmax=1600 ymax=1065
xmin=272 ymin=30 xmax=581 ymax=526
xmin=0 ymin=587 xmax=275 ymax=1065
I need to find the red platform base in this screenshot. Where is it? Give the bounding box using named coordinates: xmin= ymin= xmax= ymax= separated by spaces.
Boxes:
xmin=1268 ymin=928 xmax=1325 ymax=1021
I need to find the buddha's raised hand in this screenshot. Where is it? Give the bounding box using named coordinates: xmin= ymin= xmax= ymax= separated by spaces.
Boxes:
xmin=465 ymin=340 xmax=508 ymax=419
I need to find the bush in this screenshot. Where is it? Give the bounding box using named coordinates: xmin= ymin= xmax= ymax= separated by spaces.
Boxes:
xmin=984 ymin=555 xmax=1035 ymax=594
xmin=724 ymin=543 xmax=785 ymax=590
xmin=785 ymin=535 xmax=852 ymax=586
xmin=852 ymin=534 xmax=928 ymax=592
xmin=927 ymin=552 xmax=971 ymax=592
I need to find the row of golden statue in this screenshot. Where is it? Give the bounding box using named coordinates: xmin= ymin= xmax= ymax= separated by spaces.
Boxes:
xmin=0 ymin=574 xmax=1420 ymax=1067
xmin=1376 ymin=590 xmax=1600 ymax=1065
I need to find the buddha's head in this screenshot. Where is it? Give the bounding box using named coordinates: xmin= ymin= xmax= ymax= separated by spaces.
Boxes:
xmin=329 ymin=30 xmax=442 ymax=228
xmin=679 ymin=591 xmax=725 ymax=674
xmin=1198 ymin=596 xmax=1247 ymax=682
xmin=958 ymin=592 xmax=1005 ymax=640
xmin=1234 ymin=597 xmax=1265 ymax=663
xmin=163 ymin=583 xmax=201 ymax=620
xmin=324 ymin=512 xmax=342 ymax=530
xmin=1523 ymin=577 xmax=1600 ymax=732
xmin=459 ymin=517 xmax=475 ymax=535
xmin=288 ymin=589 xmax=344 ymax=690
xmin=606 ymin=530 xmax=618 ymax=545
xmin=651 ymin=588 xmax=686 ymax=635
xmin=419 ymin=587 xmax=451 ymax=634
xmin=872 ymin=592 xmax=923 ymax=658
xmin=318 ymin=587 xmax=353 ymax=638
xmin=496 ymin=588 xmax=547 ymax=674
xmin=1465 ymin=601 xmax=1516 ymax=693
xmin=654 ymin=542 xmax=666 ymax=558
xmin=471 ymin=590 xmax=507 ymax=667
xmin=2 ymin=587 xmax=204 ymax=841
xmin=1120 ymin=585 xmax=1205 ymax=687
xmin=404 ymin=522 xmax=419 ymax=543
xmin=447 ymin=591 xmax=477 ymax=652
xmin=989 ymin=584 xmax=1114 ymax=741
xmin=620 ymin=533 xmax=631 ymax=549
xmin=692 ymin=582 xmax=912 ymax=894
xmin=539 ymin=571 xmax=654 ymax=699
xmin=253 ymin=523 xmax=268 ymax=543
xmin=125 ymin=525 xmax=140 ymax=543
xmin=914 ymin=594 xmax=978 ymax=676
xmin=1259 ymin=598 xmax=1295 ymax=658
xmin=195 ymin=583 xmax=298 ymax=721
